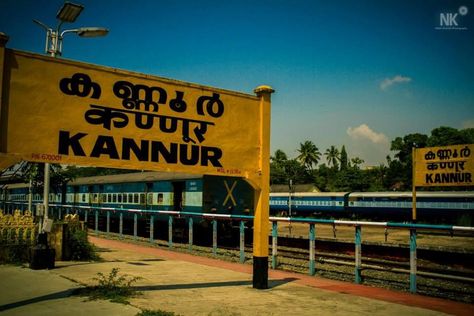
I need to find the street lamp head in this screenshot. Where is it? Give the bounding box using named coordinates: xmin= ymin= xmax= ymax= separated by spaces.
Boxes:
xmin=35 ymin=2 xmax=108 ymax=57
xmin=57 ymin=1 xmax=84 ymax=23
xmin=76 ymin=27 xmax=109 ymax=37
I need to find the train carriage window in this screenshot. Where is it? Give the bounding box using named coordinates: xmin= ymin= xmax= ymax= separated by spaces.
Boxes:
xmin=140 ymin=194 xmax=145 ymax=205
xmin=107 ymin=194 xmax=111 ymax=203
xmin=147 ymin=193 xmax=153 ymax=205
xmin=134 ymin=193 xmax=139 ymax=204
xmin=101 ymin=194 xmax=106 ymax=203
xmin=123 ymin=194 xmax=128 ymax=203
xmin=112 ymin=194 xmax=117 ymax=203
xmin=118 ymin=194 xmax=122 ymax=203
xmin=129 ymin=193 xmax=133 ymax=204
xmin=82 ymin=194 xmax=86 ymax=202
xmin=157 ymin=193 xmax=163 ymax=204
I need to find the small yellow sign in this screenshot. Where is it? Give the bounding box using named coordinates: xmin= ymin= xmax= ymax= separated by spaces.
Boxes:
xmin=414 ymin=144 xmax=474 ymax=187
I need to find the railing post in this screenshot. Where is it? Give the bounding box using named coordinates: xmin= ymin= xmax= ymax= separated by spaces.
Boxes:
xmin=133 ymin=213 xmax=138 ymax=239
xmin=188 ymin=217 xmax=193 ymax=251
xmin=94 ymin=210 xmax=98 ymax=234
xmin=106 ymin=210 xmax=110 ymax=234
xmin=271 ymin=221 xmax=278 ymax=269
xmin=309 ymin=223 xmax=316 ymax=276
xmin=119 ymin=212 xmax=123 ymax=239
xmin=410 ymin=229 xmax=417 ymax=293
xmin=212 ymin=219 xmax=217 ymax=255
xmin=239 ymin=220 xmax=245 ymax=263
xmin=149 ymin=214 xmax=154 ymax=242
xmin=168 ymin=216 xmax=173 ymax=248
xmin=58 ymin=207 xmax=62 ymax=220
xmin=355 ymin=225 xmax=362 ymax=284
xmin=84 ymin=210 xmax=88 ymax=226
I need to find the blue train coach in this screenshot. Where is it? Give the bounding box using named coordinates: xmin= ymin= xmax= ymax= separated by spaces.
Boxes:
xmin=269 ymin=192 xmax=347 ymax=217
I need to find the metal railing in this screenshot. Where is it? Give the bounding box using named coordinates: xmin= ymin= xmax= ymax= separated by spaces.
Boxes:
xmin=3 ymin=201 xmax=474 ymax=293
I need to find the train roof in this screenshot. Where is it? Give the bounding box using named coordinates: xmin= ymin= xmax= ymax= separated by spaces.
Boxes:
xmin=69 ymin=172 xmax=202 ymax=186
xmin=348 ymin=191 xmax=474 ymax=198
xmin=1 ymin=182 xmax=29 ymax=189
xmin=270 ymin=192 xmax=348 ymax=197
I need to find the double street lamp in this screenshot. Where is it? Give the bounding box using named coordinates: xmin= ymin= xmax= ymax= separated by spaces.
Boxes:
xmin=34 ymin=1 xmax=108 ymax=57
xmin=33 ymin=2 xmax=108 ymax=230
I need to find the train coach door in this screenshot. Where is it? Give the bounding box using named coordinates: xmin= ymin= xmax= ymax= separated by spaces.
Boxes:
xmin=172 ymin=182 xmax=185 ymax=212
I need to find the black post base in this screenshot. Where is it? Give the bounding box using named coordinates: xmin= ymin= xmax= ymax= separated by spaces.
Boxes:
xmin=253 ymin=256 xmax=268 ymax=289
xmin=30 ymin=247 xmax=55 ymax=270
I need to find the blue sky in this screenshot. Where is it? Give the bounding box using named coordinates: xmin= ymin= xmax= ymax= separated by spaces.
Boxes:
xmin=1 ymin=0 xmax=473 ymax=166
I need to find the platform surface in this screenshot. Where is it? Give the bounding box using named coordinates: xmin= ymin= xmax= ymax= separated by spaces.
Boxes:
xmin=0 ymin=236 xmax=472 ymax=316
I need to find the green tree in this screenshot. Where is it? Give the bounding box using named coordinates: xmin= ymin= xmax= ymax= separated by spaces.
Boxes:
xmin=350 ymin=157 xmax=365 ymax=169
xmin=427 ymin=126 xmax=472 ymax=146
xmin=366 ymin=164 xmax=388 ymax=191
xmin=460 ymin=128 xmax=474 ymax=143
xmin=389 ymin=133 xmax=428 ymax=190
xmin=270 ymin=149 xmax=288 ymax=184
xmin=20 ymin=162 xmax=73 ymax=195
xmin=340 ymin=145 xmax=348 ymax=171
xmin=271 ymin=149 xmax=288 ymax=166
xmin=325 ymin=146 xmax=340 ymax=170
xmin=296 ymin=141 xmax=321 ymax=171
xmin=283 ymin=159 xmax=309 ymax=183
xmin=334 ymin=168 xmax=370 ymax=192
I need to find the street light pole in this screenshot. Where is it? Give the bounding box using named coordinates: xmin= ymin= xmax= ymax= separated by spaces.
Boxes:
xmin=33 ymin=2 xmax=108 ymax=231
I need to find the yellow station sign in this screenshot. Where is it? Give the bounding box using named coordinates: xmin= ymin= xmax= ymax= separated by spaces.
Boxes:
xmin=414 ymin=144 xmax=474 ymax=187
xmin=1 ymin=49 xmax=263 ymax=179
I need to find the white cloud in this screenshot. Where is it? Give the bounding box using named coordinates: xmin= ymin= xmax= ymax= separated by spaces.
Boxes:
xmin=347 ymin=124 xmax=388 ymax=144
xmin=380 ymin=75 xmax=412 ymax=91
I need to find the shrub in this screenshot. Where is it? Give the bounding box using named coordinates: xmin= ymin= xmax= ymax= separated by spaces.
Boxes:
xmin=68 ymin=228 xmax=99 ymax=261
xmin=77 ymin=267 xmax=141 ymax=304
xmin=0 ymin=244 xmax=30 ymax=264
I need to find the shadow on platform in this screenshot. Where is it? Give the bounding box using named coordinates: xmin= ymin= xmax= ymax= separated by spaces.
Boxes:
xmin=135 ymin=277 xmax=297 ymax=292
xmin=0 ymin=289 xmax=76 ymax=312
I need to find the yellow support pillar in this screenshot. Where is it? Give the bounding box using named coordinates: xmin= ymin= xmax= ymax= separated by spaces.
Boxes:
xmin=251 ymin=85 xmax=274 ymax=289
xmin=0 ymin=32 xmax=9 ymax=154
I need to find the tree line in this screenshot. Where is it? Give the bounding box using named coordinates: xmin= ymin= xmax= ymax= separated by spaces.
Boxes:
xmin=271 ymin=126 xmax=474 ymax=192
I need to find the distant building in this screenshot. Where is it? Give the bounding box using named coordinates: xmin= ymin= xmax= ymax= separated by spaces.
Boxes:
xmin=270 ymin=184 xmax=319 ymax=193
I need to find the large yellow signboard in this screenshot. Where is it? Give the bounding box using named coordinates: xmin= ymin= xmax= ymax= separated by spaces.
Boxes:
xmin=414 ymin=144 xmax=473 ymax=187
xmin=1 ymin=49 xmax=261 ymax=179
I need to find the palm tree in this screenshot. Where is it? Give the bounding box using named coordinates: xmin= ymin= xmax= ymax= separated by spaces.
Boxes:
xmin=350 ymin=157 xmax=365 ymax=169
xmin=325 ymin=146 xmax=340 ymax=169
xmin=296 ymin=141 xmax=321 ymax=170
xmin=270 ymin=149 xmax=288 ymax=166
